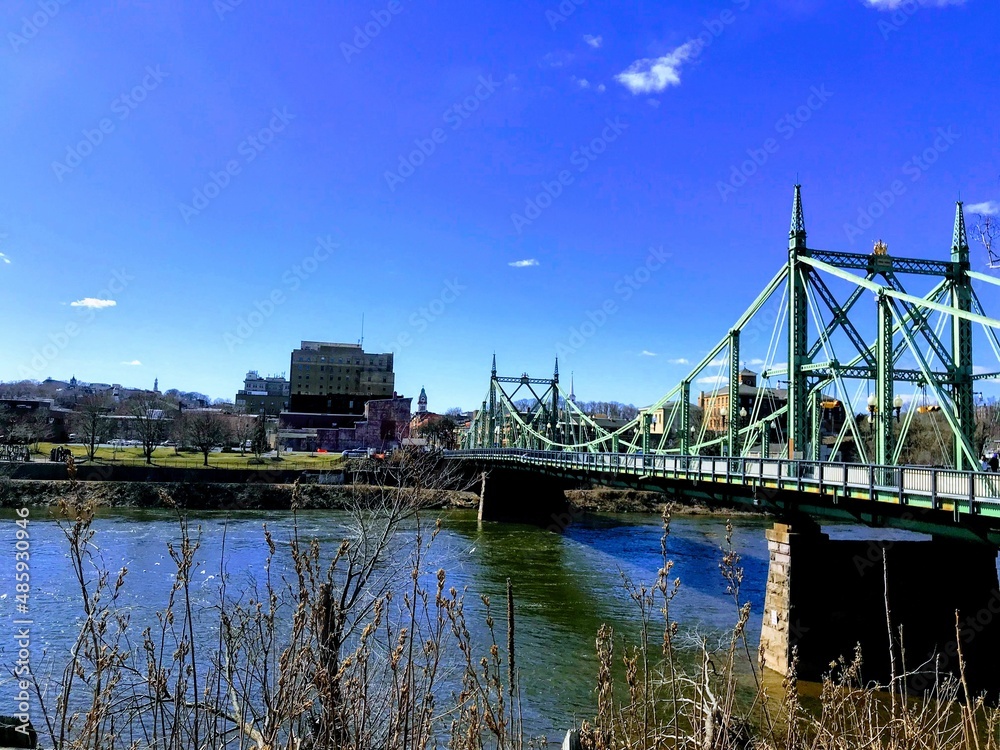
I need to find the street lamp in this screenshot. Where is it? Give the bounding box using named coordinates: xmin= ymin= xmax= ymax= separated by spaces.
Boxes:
xmin=739 ymin=406 xmax=747 ymax=423
xmin=867 ymin=395 xmax=877 ymax=434
xmin=719 ymin=405 xmax=727 ymax=430
xmin=893 ymin=395 xmax=903 ymax=422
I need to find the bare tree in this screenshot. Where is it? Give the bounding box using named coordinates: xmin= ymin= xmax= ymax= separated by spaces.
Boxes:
xmin=72 ymin=394 xmax=113 ymax=461
xmin=417 ymin=416 xmax=458 ymax=449
xmin=973 ymin=211 xmax=999 ymax=268
xmin=250 ymin=412 xmax=268 ymax=462
xmin=0 ymin=405 xmax=51 ymax=453
xmin=186 ymin=411 xmax=230 ymax=466
xmin=124 ymin=395 xmax=172 ymax=464
xmin=230 ymin=412 xmax=255 ymax=456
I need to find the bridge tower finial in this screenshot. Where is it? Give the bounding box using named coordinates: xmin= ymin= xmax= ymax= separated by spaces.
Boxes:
xmin=952 ymin=200 xmax=969 ymax=260
xmin=553 ymin=357 xmax=559 ymax=382
xmin=789 ymin=184 xmax=807 ymax=250
xmin=491 ymin=352 xmax=497 ymax=377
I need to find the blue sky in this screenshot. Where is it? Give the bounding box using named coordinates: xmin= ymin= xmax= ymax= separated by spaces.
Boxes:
xmin=1 ymin=0 xmax=999 ymax=411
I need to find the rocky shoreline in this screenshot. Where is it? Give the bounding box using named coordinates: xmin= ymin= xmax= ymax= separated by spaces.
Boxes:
xmin=0 ymin=479 xmax=762 ymax=517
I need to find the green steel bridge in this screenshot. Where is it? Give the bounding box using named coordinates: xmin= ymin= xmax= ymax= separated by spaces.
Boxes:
xmin=453 ymin=187 xmax=1000 ymax=536
xmin=452 ymin=192 xmax=1000 ymax=686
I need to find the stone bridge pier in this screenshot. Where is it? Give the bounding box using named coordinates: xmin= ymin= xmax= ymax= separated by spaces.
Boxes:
xmin=477 ymin=468 xmax=572 ymax=528
xmin=761 ymin=519 xmax=1000 ymax=694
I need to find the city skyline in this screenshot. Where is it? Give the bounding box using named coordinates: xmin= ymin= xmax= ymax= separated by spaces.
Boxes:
xmin=2 ymin=1 xmax=999 ymax=411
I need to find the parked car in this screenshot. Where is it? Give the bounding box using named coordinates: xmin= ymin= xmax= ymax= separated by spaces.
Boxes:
xmin=342 ymin=448 xmax=368 ymax=458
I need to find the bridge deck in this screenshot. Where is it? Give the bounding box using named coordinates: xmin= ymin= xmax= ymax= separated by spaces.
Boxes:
xmin=448 ymin=449 xmax=1000 ymax=524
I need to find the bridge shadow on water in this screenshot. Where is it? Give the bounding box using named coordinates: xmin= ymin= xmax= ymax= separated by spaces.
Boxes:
xmin=442 ymin=509 xmax=778 ymax=734
xmin=446 ymin=509 xmax=772 ymax=648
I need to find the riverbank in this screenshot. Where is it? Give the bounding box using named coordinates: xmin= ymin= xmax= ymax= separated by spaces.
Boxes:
xmin=567 ymin=487 xmax=766 ymax=516
xmin=0 ymin=478 xmax=764 ymax=516
xmin=0 ymin=479 xmax=480 ymax=511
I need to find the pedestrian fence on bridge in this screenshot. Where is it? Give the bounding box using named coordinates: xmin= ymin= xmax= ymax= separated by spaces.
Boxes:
xmin=448 ymin=449 xmax=1000 ymax=521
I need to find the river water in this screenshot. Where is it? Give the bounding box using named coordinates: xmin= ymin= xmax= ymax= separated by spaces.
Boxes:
xmin=0 ymin=508 xmax=776 ymax=742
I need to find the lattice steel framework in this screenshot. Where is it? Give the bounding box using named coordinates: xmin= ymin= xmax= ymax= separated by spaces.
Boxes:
xmin=463 ymin=188 xmax=1000 ymax=470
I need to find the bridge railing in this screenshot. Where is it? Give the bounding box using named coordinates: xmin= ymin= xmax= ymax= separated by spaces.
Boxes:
xmin=445 ymin=448 xmax=1000 ymax=519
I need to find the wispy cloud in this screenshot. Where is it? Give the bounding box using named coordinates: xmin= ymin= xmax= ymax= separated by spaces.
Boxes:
xmin=508 ymin=259 xmax=539 ymax=268
xmin=572 ymin=76 xmax=591 ymax=89
xmin=696 ymin=375 xmax=728 ymax=385
xmin=615 ymin=40 xmax=701 ymax=95
xmin=863 ymin=0 xmax=963 ymax=8
xmin=967 ymin=200 xmax=1000 ymax=216
xmin=0 ymin=252 xmax=10 ymax=265
xmin=121 ymin=360 xmax=142 ymax=366
xmin=583 ymin=34 xmax=603 ymax=48
xmin=708 ymin=358 xmax=727 ymax=367
xmin=70 ymin=298 xmax=117 ymax=309
xmin=640 ymin=350 xmax=657 ymax=357
xmin=541 ymin=50 xmax=574 ymax=68
xmin=746 ymin=358 xmax=766 ymax=367
xmin=668 ymin=357 xmax=689 ymax=365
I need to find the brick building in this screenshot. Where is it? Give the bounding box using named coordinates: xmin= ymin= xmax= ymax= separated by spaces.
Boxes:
xmin=278 ymin=395 xmax=411 ymax=452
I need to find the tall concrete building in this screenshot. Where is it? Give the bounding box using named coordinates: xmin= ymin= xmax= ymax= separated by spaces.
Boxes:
xmin=289 ymin=341 xmax=394 ymax=413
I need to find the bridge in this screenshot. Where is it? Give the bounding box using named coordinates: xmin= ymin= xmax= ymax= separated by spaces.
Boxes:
xmin=447 ymin=188 xmax=1000 ymax=693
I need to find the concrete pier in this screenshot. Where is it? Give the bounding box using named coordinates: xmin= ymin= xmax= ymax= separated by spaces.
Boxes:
xmin=478 ymin=468 xmax=571 ymax=527
xmin=761 ymin=520 xmax=1000 ymax=693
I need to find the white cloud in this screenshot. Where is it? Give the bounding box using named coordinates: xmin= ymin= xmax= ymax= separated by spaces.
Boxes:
xmin=121 ymin=360 xmax=142 ymax=366
xmin=596 ymin=83 xmax=606 ymax=93
xmin=696 ymin=375 xmax=729 ymax=385
xmin=863 ymin=0 xmax=963 ymax=8
xmin=583 ymin=34 xmax=603 ymax=48
xmin=542 ymin=50 xmax=574 ymax=68
xmin=647 ymin=99 xmax=661 ymax=108
xmin=0 ymin=252 xmax=10 ymax=265
xmin=572 ymin=76 xmax=591 ymax=89
xmin=746 ymin=358 xmax=766 ymax=366
xmin=640 ymin=350 xmax=657 ymax=357
xmin=708 ymin=358 xmax=727 ymax=367
xmin=615 ymin=40 xmax=701 ymax=95
xmin=967 ymin=201 xmax=1000 ymax=216
xmin=70 ymin=298 xmax=117 ymax=309
xmin=508 ymin=259 xmax=539 ymax=268
xmin=668 ymin=358 xmax=690 ymax=365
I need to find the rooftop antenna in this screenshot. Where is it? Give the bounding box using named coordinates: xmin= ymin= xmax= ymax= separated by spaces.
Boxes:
xmin=359 ymin=313 xmax=365 ymax=348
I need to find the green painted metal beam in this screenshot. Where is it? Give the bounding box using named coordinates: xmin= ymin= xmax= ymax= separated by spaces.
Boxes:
xmin=728 ymin=329 xmax=740 ymax=457
xmin=950 ymin=202 xmax=975 ymax=471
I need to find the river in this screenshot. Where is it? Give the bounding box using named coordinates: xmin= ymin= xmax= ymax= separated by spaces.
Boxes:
xmin=0 ymin=507 xmax=878 ymax=742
